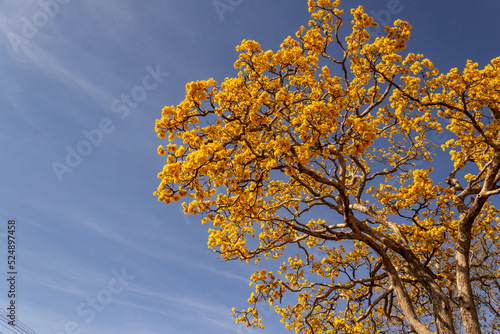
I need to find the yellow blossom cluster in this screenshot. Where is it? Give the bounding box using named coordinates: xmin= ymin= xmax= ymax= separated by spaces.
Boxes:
xmin=154 ymin=0 xmax=500 ymax=333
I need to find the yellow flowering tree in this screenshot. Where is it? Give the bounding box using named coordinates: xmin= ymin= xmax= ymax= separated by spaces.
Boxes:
xmin=154 ymin=1 xmax=500 ymax=333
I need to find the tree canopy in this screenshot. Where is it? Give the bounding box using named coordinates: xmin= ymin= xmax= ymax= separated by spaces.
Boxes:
xmin=154 ymin=1 xmax=500 ymax=333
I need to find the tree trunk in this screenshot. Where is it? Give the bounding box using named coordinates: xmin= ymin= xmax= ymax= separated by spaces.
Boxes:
xmin=408 ymin=260 xmax=456 ymax=334
xmin=456 ymin=240 xmax=482 ymax=334
xmin=455 ymin=138 xmax=500 ymax=334
xmin=456 ymin=205 xmax=484 ymax=334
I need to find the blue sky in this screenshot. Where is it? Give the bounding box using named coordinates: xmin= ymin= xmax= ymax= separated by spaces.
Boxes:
xmin=0 ymin=0 xmax=498 ymax=333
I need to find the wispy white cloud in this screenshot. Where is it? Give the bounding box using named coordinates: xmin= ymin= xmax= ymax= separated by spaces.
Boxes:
xmin=198 ymin=263 xmax=250 ymax=283
xmin=21 ymin=249 xmax=121 ymax=293
xmin=9 ymin=43 xmax=115 ymax=108
xmin=202 ymin=315 xmax=240 ymax=332
xmin=126 ymin=283 xmax=234 ymax=321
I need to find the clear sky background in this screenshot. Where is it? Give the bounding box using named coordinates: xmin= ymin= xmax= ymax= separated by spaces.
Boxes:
xmin=0 ymin=0 xmax=498 ymax=333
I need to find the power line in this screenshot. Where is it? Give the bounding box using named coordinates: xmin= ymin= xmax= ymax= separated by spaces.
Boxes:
xmin=0 ymin=309 xmax=37 ymax=334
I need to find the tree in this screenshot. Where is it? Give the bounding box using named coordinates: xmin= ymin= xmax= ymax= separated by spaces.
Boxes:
xmin=154 ymin=1 xmax=500 ymax=333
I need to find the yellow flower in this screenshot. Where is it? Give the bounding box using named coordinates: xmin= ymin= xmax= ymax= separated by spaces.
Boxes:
xmin=157 ymin=145 xmax=166 ymax=156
